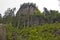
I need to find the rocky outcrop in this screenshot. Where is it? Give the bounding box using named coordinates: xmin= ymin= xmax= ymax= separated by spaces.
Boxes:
xmin=16 ymin=3 xmax=45 ymax=27
xmin=16 ymin=3 xmax=37 ymax=15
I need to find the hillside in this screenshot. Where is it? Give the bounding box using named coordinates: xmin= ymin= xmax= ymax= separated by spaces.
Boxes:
xmin=0 ymin=3 xmax=60 ymax=40
xmin=6 ymin=23 xmax=60 ymax=40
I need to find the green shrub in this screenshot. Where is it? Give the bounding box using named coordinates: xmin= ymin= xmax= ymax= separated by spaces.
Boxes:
xmin=6 ymin=23 xmax=60 ymax=40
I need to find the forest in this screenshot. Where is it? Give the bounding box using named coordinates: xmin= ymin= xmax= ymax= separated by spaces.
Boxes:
xmin=0 ymin=3 xmax=60 ymax=40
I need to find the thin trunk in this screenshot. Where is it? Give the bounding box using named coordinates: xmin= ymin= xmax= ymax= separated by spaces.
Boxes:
xmin=24 ymin=15 xmax=25 ymax=28
xmin=27 ymin=7 xmax=30 ymax=27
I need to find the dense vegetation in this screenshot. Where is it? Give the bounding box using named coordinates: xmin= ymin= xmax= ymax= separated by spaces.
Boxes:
xmin=6 ymin=23 xmax=60 ymax=40
xmin=0 ymin=3 xmax=60 ymax=40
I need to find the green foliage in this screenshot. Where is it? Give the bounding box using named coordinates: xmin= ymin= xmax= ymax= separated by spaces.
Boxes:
xmin=50 ymin=10 xmax=60 ymax=19
xmin=6 ymin=23 xmax=60 ymax=40
xmin=2 ymin=3 xmax=60 ymax=40
xmin=34 ymin=9 xmax=41 ymax=15
xmin=0 ymin=14 xmax=2 ymax=23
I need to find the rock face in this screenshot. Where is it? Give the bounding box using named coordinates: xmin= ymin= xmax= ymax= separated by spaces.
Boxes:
xmin=16 ymin=3 xmax=45 ymax=27
xmin=0 ymin=24 xmax=6 ymax=40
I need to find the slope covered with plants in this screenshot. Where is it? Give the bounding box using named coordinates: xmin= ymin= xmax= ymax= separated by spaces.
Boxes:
xmin=6 ymin=23 xmax=60 ymax=40
xmin=0 ymin=3 xmax=60 ymax=40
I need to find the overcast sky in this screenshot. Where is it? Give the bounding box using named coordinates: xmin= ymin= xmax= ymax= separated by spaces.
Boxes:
xmin=0 ymin=0 xmax=60 ymax=16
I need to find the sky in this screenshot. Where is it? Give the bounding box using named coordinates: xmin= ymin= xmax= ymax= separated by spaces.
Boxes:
xmin=0 ymin=0 xmax=60 ymax=16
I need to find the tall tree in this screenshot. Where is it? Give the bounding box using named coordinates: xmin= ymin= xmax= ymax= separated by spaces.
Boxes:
xmin=0 ymin=14 xmax=2 ymax=23
xmin=3 ymin=8 xmax=16 ymax=24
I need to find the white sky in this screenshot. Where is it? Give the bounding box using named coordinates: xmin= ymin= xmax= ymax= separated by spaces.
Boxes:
xmin=0 ymin=0 xmax=60 ymax=16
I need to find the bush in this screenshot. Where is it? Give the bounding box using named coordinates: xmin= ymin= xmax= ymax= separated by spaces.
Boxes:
xmin=6 ymin=23 xmax=60 ymax=40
